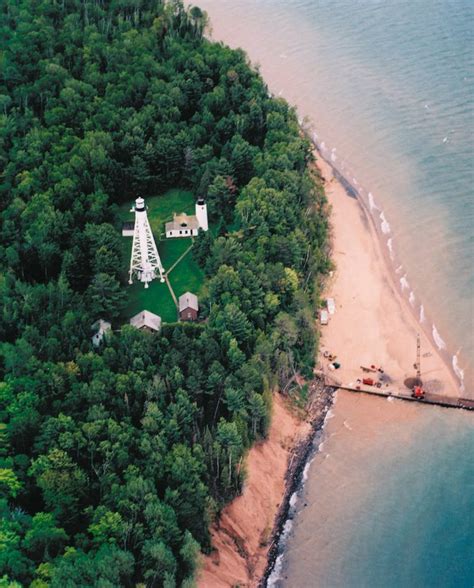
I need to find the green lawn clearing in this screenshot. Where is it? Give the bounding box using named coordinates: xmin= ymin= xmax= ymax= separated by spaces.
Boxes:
xmin=119 ymin=190 xmax=205 ymax=323
xmin=168 ymin=249 xmax=205 ymax=299
xmin=119 ymin=188 xmax=195 ymax=238
xmin=122 ymin=279 xmax=177 ymax=323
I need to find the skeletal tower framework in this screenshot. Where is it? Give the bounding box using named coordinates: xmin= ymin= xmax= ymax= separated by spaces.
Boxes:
xmin=128 ymin=197 xmax=165 ymax=288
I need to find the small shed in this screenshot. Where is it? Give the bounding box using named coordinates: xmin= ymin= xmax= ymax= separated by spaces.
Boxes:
xmin=179 ymin=292 xmax=199 ymax=321
xmin=91 ymin=319 xmax=112 ymax=347
xmin=122 ymin=221 xmax=135 ymax=237
xmin=130 ymin=310 xmax=162 ymax=333
xmin=326 ymin=298 xmax=336 ymax=315
xmin=320 ymin=310 xmax=329 ymax=325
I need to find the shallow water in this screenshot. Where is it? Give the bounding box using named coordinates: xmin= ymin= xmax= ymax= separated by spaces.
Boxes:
xmin=198 ymin=1 xmax=474 ymax=585
xmin=276 ymin=393 xmax=474 ymax=588
xmin=199 ymin=0 xmax=474 ymax=390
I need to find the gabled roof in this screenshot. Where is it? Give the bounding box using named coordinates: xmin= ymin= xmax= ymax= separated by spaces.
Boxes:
xmin=129 ymin=310 xmax=162 ymax=332
xmin=165 ymin=212 xmax=200 ymax=232
xmin=178 ymin=292 xmax=198 ymax=312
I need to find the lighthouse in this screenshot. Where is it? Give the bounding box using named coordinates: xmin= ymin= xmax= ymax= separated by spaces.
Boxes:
xmin=128 ymin=197 xmax=165 ymax=288
xmin=195 ymin=197 xmax=208 ymax=232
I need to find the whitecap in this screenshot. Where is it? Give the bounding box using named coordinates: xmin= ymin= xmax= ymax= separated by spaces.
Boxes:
xmin=419 ymin=304 xmax=426 ymax=323
xmin=387 ymin=396 xmax=394 ymax=402
xmin=387 ymin=238 xmax=394 ymax=260
xmin=368 ymin=192 xmax=380 ymax=211
xmin=302 ymin=461 xmax=311 ymax=482
xmin=380 ymin=211 xmax=391 ymax=234
xmin=343 ymin=420 xmax=353 ymax=431
xmin=289 ymin=491 xmax=298 ymax=509
xmin=400 ymin=274 xmax=410 ymax=291
xmin=432 ymin=324 xmax=447 ymax=350
xmin=395 ymin=264 xmax=403 ymax=274
xmin=409 ymin=291 xmax=416 ymax=306
xmin=353 ymin=177 xmax=358 ymax=185
xmin=320 ymin=141 xmax=326 ymax=151
xmin=442 ymin=136 xmax=448 ymax=144
xmin=452 ymin=353 xmax=465 ymax=392
xmin=279 ymin=52 xmax=287 ymax=59
xmin=267 ymin=553 xmax=284 ymax=587
xmin=330 ymin=148 xmax=337 ymax=162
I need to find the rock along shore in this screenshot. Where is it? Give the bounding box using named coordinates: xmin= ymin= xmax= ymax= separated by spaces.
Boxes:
xmin=259 ymin=380 xmax=336 ymax=587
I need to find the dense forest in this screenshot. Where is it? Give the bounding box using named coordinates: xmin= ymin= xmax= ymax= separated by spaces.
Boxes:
xmin=0 ymin=0 xmax=329 ymax=585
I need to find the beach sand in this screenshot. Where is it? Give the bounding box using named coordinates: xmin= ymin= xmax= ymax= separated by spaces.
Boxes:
xmin=315 ymin=154 xmax=461 ymax=398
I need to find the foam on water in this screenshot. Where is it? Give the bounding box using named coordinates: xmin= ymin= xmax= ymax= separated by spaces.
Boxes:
xmin=419 ymin=304 xmax=426 ymax=323
xmin=452 ymin=352 xmax=465 ymax=392
xmin=399 ymin=274 xmax=410 ymax=291
xmin=432 ymin=323 xmax=447 ymax=350
xmin=386 ymin=238 xmax=394 ymax=259
xmin=379 ymin=211 xmax=391 ymax=234
xmin=368 ymin=192 xmax=379 ymax=211
xmin=409 ymin=291 xmax=416 ymax=306
xmin=289 ymin=491 xmax=298 ymax=509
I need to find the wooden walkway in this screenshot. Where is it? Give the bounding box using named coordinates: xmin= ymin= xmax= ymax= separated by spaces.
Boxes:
xmin=329 ymin=382 xmax=474 ymax=411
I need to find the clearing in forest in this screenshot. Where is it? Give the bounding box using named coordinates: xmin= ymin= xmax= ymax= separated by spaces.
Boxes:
xmin=119 ymin=189 xmax=205 ymax=323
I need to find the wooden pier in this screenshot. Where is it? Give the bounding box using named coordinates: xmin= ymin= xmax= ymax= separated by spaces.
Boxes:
xmin=330 ymin=383 xmax=474 ymax=411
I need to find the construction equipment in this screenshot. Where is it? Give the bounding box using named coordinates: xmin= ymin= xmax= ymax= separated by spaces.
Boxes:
xmin=411 ymin=333 xmax=425 ymax=399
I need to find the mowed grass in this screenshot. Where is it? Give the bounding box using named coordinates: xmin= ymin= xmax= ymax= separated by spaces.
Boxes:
xmin=119 ymin=190 xmax=205 ymax=323
xmin=168 ymin=251 xmax=205 ymax=299
xmin=119 ymin=189 xmax=195 ymax=238
xmin=122 ymin=279 xmax=177 ymax=323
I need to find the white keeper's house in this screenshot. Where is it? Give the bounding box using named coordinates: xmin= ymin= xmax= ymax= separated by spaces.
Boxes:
xmin=165 ymin=197 xmax=208 ymax=238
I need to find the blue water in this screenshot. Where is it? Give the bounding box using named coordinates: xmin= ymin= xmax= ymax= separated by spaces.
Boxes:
xmin=275 ymin=393 xmax=474 ymax=588
xmin=197 ymin=1 xmax=474 ymax=585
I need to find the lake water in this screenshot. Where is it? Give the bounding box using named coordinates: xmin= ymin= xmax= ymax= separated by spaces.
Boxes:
xmin=198 ymin=1 xmax=474 ymax=585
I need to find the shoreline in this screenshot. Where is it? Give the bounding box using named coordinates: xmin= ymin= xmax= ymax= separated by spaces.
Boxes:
xmin=305 ymin=132 xmax=467 ymax=397
xmin=258 ymin=383 xmax=335 ymax=587
xmin=195 ymin=7 xmax=470 ymax=586
xmin=197 ymin=393 xmax=314 ymax=587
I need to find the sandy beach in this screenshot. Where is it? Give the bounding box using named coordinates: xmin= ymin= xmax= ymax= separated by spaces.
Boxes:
xmin=315 ymin=153 xmax=462 ymax=399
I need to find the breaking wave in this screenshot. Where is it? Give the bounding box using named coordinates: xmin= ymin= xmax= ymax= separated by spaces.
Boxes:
xmin=387 ymin=238 xmax=394 ymax=260
xmin=452 ymin=353 xmax=465 ymax=392
xmin=400 ymin=274 xmax=410 ymax=291
xmin=379 ymin=211 xmax=391 ymax=234
xmin=368 ymin=192 xmax=380 ymax=211
xmin=419 ymin=304 xmax=426 ymax=323
xmin=432 ymin=324 xmax=447 ymax=350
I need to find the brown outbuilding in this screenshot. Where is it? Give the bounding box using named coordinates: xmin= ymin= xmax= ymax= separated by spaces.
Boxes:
xmin=179 ymin=292 xmax=199 ymax=321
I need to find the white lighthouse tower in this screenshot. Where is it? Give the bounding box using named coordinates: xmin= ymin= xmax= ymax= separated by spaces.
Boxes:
xmin=128 ymin=197 xmax=165 ymax=288
xmin=195 ymin=197 xmax=208 ymax=231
